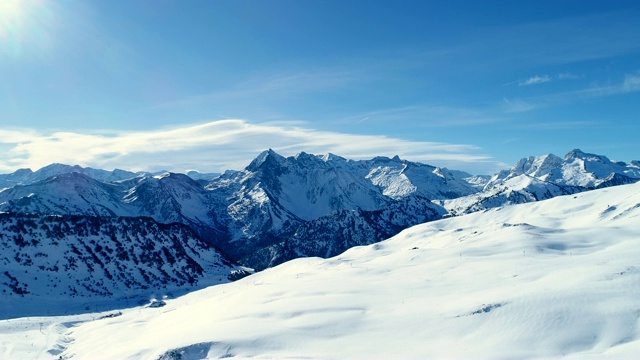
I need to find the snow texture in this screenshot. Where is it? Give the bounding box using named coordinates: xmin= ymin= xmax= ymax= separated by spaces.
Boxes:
xmin=2 ymin=180 xmax=640 ymax=359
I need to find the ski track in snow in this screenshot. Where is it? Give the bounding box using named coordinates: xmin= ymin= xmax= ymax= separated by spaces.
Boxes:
xmin=2 ymin=182 xmax=640 ymax=359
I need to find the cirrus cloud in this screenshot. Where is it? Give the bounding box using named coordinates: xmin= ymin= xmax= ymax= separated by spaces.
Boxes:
xmin=519 ymin=75 xmax=552 ymax=86
xmin=0 ymin=120 xmax=503 ymax=175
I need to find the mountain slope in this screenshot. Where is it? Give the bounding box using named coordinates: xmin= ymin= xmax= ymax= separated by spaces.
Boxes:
xmin=6 ymin=178 xmax=639 ymax=359
xmin=445 ymin=149 xmax=640 ymax=214
xmin=248 ymin=195 xmax=447 ymax=268
xmin=0 ymin=213 xmax=242 ymax=319
xmin=0 ymin=172 xmax=131 ymax=216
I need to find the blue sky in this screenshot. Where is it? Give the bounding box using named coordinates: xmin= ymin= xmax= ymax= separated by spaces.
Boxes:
xmin=1 ymin=0 xmax=639 ymax=174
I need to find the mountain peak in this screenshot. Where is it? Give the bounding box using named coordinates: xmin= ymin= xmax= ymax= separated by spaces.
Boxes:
xmin=511 ymin=153 xmax=563 ymax=178
xmin=294 ymin=151 xmax=318 ymax=161
xmin=46 ymin=171 xmax=94 ymax=183
xmin=321 ymin=153 xmax=346 ymax=163
xmin=371 ymin=155 xmax=403 ymax=164
xmin=564 ymin=149 xmax=586 ymax=159
xmin=564 ymin=149 xmax=611 ymax=163
xmin=246 ymin=149 xmax=285 ymax=171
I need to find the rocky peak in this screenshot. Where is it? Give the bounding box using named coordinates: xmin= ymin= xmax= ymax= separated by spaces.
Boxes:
xmin=564 ymin=149 xmax=611 ymax=164
xmin=246 ymin=149 xmax=285 ymax=172
xmin=321 ymin=153 xmax=347 ymax=163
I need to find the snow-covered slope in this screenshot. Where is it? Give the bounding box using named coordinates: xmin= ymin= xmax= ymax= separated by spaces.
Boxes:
xmin=0 ymin=213 xmax=242 ymax=319
xmin=445 ymin=149 xmax=640 ymax=214
xmin=4 ymin=179 xmax=640 ymax=359
xmin=0 ymin=172 xmax=131 ymax=216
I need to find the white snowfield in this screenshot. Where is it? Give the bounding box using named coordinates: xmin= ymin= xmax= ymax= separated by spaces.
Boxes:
xmin=3 ymin=181 xmax=640 ymax=359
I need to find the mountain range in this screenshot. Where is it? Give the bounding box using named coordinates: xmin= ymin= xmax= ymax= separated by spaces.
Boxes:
xmin=0 ymin=149 xmax=481 ymax=271
xmin=443 ymin=149 xmax=640 ymax=214
xmin=4 ymin=170 xmax=640 ymax=359
xmin=0 ymin=148 xmax=638 ymax=310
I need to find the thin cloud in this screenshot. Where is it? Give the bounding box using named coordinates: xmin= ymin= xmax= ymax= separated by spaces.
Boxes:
xmin=0 ymin=120 xmax=501 ymax=174
xmin=144 ymin=68 xmax=363 ymax=113
xmin=502 ymin=98 xmax=538 ymax=113
xmin=622 ymin=73 xmax=640 ymax=92
xmin=503 ymin=72 xmax=640 ymax=112
xmin=345 ymin=105 xmax=499 ymax=128
xmin=519 ymin=75 xmax=551 ymax=86
xmin=549 ymin=72 xmax=640 ymax=99
xmin=557 ymin=72 xmax=582 ymax=80
xmin=513 ymin=120 xmax=602 ymax=130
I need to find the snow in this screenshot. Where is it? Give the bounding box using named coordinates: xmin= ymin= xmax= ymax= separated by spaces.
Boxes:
xmin=366 ymin=164 xmax=417 ymax=199
xmin=444 ymin=150 xmax=640 ymax=215
xmin=484 ymin=149 xmax=640 ymax=191
xmin=2 ymin=181 xmax=640 ymax=359
xmin=0 ymin=150 xmax=480 ymax=269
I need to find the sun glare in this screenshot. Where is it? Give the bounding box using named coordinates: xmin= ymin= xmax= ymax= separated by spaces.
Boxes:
xmin=0 ymin=0 xmax=57 ymax=58
xmin=0 ymin=0 xmax=27 ymax=28
xmin=0 ymin=0 xmax=33 ymax=48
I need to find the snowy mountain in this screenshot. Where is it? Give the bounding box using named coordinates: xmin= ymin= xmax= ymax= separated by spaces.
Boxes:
xmin=0 ymin=163 xmax=143 ymax=189
xmin=4 ymin=179 xmax=640 ymax=359
xmin=0 ymin=213 xmax=242 ymax=319
xmin=1 ymin=149 xmax=636 ymax=271
xmin=0 ymin=150 xmax=473 ymax=269
xmin=185 ymin=170 xmax=221 ymax=181
xmin=0 ymin=172 xmax=131 ymax=216
xmin=0 ymin=163 xmax=220 ymax=190
xmin=444 ymin=149 xmax=640 ymax=214
xmin=202 ymin=150 xmax=469 ymax=268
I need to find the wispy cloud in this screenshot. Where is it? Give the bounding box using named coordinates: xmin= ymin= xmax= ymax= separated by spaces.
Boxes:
xmin=504 ymin=72 xmax=582 ymax=91
xmin=502 ymin=72 xmax=640 ymax=113
xmin=0 ymin=120 xmax=501 ymax=174
xmin=502 ymin=98 xmax=538 ymax=113
xmin=513 ymin=120 xmax=602 ymax=130
xmin=568 ymin=73 xmax=640 ymax=97
xmin=557 ymin=72 xmax=582 ymax=80
xmin=551 ymin=72 xmax=640 ymax=98
xmin=622 ymin=72 xmax=640 ymax=92
xmin=345 ymin=105 xmax=499 ymax=128
xmin=144 ymin=68 xmax=363 ymax=113
xmin=519 ymin=75 xmax=551 ymax=86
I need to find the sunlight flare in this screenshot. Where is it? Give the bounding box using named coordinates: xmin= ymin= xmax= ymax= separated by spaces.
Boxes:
xmin=0 ymin=0 xmax=56 ymax=58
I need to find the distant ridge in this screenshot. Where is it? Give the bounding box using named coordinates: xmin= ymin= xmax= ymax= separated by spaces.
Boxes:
xmin=444 ymin=149 xmax=640 ymax=214
xmin=0 ymin=149 xmax=638 ymax=272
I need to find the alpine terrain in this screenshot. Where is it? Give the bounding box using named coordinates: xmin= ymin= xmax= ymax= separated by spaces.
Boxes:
xmin=2 ymin=172 xmax=640 ymax=359
xmin=0 ymin=149 xmax=638 ymax=322
xmin=443 ymin=149 xmax=640 ymax=214
xmin=0 ymin=150 xmax=482 ymax=271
